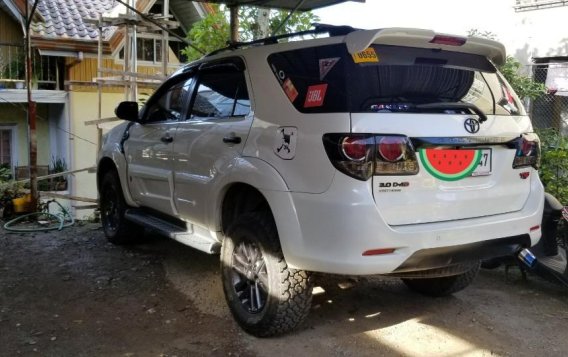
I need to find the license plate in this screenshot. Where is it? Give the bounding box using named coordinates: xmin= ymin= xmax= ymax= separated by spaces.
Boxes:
xmin=471 ymin=149 xmax=491 ymax=176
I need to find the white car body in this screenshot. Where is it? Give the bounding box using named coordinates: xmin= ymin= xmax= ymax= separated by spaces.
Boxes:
xmin=98 ymin=27 xmax=544 ymax=276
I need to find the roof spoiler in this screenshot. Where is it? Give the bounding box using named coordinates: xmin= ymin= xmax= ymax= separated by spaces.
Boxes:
xmin=344 ymin=28 xmax=506 ymax=66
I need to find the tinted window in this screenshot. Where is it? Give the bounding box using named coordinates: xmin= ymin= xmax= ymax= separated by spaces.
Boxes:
xmin=145 ymin=78 xmax=192 ymax=122
xmin=190 ymin=68 xmax=250 ymax=119
xmin=267 ymin=44 xmax=525 ymax=116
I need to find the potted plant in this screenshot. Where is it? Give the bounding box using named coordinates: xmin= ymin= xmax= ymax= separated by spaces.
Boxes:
xmin=0 ymin=180 xmax=29 ymax=217
xmin=49 ymin=156 xmax=68 ymax=191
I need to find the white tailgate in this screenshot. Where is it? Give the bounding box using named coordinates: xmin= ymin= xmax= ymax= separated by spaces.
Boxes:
xmin=351 ymin=113 xmax=533 ymax=226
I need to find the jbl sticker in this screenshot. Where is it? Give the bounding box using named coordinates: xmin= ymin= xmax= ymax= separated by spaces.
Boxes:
xmin=319 ymin=57 xmax=340 ymax=80
xmin=282 ymin=78 xmax=298 ymax=103
xmin=352 ymin=47 xmax=379 ymax=63
xmin=304 ymin=84 xmax=328 ymax=108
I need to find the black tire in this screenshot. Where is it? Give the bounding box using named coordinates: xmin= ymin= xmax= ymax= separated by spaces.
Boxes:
xmin=99 ymin=171 xmax=143 ymax=244
xmin=402 ymin=262 xmax=481 ymax=297
xmin=221 ymin=212 xmax=313 ymax=337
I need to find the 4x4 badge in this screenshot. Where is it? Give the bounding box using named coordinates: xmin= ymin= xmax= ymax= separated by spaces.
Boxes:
xmin=464 ymin=118 xmax=480 ymax=134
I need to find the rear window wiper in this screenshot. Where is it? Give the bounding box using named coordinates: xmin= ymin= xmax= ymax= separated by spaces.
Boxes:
xmin=415 ymin=102 xmax=487 ymax=123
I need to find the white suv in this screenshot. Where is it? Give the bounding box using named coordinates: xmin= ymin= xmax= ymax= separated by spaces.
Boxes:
xmin=97 ymin=25 xmax=544 ymax=337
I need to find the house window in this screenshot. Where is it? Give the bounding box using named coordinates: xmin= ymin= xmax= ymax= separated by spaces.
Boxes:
xmin=119 ymin=37 xmax=187 ymax=64
xmin=0 ymin=128 xmax=14 ymax=169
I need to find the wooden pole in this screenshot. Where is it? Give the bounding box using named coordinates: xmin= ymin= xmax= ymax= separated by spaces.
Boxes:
xmin=25 ymin=0 xmax=39 ymax=207
xmin=229 ymin=6 xmax=239 ymax=42
xmin=97 ymin=14 xmax=103 ymax=151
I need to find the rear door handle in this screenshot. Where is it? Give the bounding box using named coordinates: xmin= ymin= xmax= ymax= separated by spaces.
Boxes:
xmin=161 ymin=135 xmax=173 ymax=143
xmin=223 ymin=135 xmax=241 ymax=144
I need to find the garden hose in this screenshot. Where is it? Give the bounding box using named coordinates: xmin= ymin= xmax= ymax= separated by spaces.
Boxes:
xmin=3 ymin=200 xmax=74 ymax=232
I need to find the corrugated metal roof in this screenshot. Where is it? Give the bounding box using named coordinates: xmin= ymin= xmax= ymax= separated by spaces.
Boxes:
xmin=191 ymin=0 xmax=364 ymax=11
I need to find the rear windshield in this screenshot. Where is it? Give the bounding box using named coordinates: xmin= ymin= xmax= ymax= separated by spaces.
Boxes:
xmin=267 ymin=44 xmax=525 ymax=116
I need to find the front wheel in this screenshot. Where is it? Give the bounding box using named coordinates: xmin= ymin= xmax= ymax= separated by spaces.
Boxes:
xmin=99 ymin=171 xmax=143 ymax=244
xmin=221 ymin=213 xmax=313 ymax=337
xmin=402 ymin=262 xmax=481 ymax=297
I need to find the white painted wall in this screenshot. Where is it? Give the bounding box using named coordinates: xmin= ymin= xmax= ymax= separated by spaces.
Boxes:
xmin=69 ymin=91 xmax=126 ymax=220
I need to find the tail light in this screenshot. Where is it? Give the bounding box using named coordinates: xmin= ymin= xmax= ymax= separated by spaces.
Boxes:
xmin=512 ymin=133 xmax=540 ymax=169
xmin=429 ymin=35 xmax=466 ymax=46
xmin=323 ymin=134 xmax=419 ymax=181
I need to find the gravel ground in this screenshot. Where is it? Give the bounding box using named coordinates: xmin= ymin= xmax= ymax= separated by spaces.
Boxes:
xmin=0 ymin=222 xmax=567 ymax=356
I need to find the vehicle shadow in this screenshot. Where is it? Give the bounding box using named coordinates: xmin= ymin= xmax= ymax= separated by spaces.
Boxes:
xmin=128 ymin=234 xmax=568 ymax=356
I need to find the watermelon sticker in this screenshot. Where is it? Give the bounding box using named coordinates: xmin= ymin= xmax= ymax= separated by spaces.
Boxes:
xmin=419 ymin=149 xmax=481 ymax=181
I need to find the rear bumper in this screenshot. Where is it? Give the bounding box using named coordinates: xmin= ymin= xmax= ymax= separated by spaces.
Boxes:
xmin=390 ymin=234 xmax=531 ymax=275
xmin=265 ymin=171 xmax=544 ymax=275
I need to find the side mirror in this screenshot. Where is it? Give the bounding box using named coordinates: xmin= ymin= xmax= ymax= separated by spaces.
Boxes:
xmin=115 ymin=101 xmax=139 ymax=122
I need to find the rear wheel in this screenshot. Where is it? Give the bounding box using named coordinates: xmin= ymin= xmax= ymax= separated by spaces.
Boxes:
xmin=402 ymin=262 xmax=480 ymax=297
xmin=99 ymin=171 xmax=143 ymax=244
xmin=221 ymin=213 xmax=313 ymax=337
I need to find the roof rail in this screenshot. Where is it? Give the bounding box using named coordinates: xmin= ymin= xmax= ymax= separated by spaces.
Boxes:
xmin=205 ymin=23 xmax=358 ymax=57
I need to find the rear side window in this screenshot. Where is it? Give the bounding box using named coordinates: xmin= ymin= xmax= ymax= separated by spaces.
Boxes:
xmin=267 ymin=44 xmax=525 ymax=116
xmin=190 ymin=67 xmax=250 ymax=119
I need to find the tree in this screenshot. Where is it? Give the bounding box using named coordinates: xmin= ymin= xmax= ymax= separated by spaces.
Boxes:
xmin=182 ymin=5 xmax=319 ymax=61
xmin=467 ymin=29 xmax=546 ymax=100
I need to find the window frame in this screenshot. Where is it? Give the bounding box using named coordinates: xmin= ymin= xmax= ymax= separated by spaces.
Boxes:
xmin=117 ymin=34 xmax=187 ymax=66
xmin=0 ymin=125 xmax=17 ymax=172
xmin=186 ymin=57 xmax=251 ymax=121
xmin=140 ymin=70 xmax=197 ymax=124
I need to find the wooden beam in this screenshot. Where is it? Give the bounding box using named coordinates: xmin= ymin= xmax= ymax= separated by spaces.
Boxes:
xmin=40 ymin=192 xmax=98 ymax=204
xmin=84 ymin=117 xmax=121 ymax=126
xmin=16 ymin=166 xmax=96 ymax=184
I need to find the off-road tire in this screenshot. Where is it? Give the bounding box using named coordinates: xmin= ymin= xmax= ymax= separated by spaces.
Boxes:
xmin=402 ymin=262 xmax=481 ymax=297
xmin=221 ymin=212 xmax=313 ymax=337
xmin=99 ymin=171 xmax=143 ymax=244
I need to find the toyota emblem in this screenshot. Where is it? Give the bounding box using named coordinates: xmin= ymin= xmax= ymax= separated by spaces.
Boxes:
xmin=464 ymin=118 xmax=480 ymax=134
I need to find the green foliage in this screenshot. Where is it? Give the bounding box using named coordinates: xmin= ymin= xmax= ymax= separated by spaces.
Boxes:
xmin=182 ymin=7 xmax=230 ymax=61
xmin=238 ymin=7 xmax=317 ymax=41
xmin=0 ymin=180 xmax=25 ymax=200
xmin=0 ymin=165 xmax=11 ymax=182
xmin=182 ymin=5 xmax=319 ymax=61
xmin=536 ymin=128 xmax=568 ymax=204
xmin=50 ymin=156 xmax=68 ymax=189
xmin=467 ymin=29 xmax=497 ymax=40
xmin=500 ymin=56 xmax=547 ymax=100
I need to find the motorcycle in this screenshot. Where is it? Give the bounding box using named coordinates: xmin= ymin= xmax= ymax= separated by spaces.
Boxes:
xmin=483 ymin=193 xmax=568 ymax=287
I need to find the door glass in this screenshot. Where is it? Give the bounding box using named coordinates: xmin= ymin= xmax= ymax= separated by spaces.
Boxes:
xmin=190 ymin=70 xmax=250 ymax=119
xmin=145 ymin=78 xmax=192 ymax=122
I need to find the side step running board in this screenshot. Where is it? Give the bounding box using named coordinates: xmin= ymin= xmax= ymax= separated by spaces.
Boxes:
xmin=125 ymin=209 xmax=221 ymax=254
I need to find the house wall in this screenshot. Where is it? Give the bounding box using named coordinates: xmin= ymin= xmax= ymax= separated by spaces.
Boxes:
xmin=66 ymin=57 xmax=172 ymax=93
xmin=67 ymin=55 xmax=177 ymax=218
xmin=68 ymin=91 xmax=126 ymax=219
xmin=0 ymin=103 xmax=51 ymax=167
xmin=0 ymin=8 xmax=24 ymax=82
xmin=0 ymin=8 xmax=22 ymax=43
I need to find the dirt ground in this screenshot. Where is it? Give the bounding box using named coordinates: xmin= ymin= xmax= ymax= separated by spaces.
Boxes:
xmin=1 ymin=222 xmax=567 ymax=357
